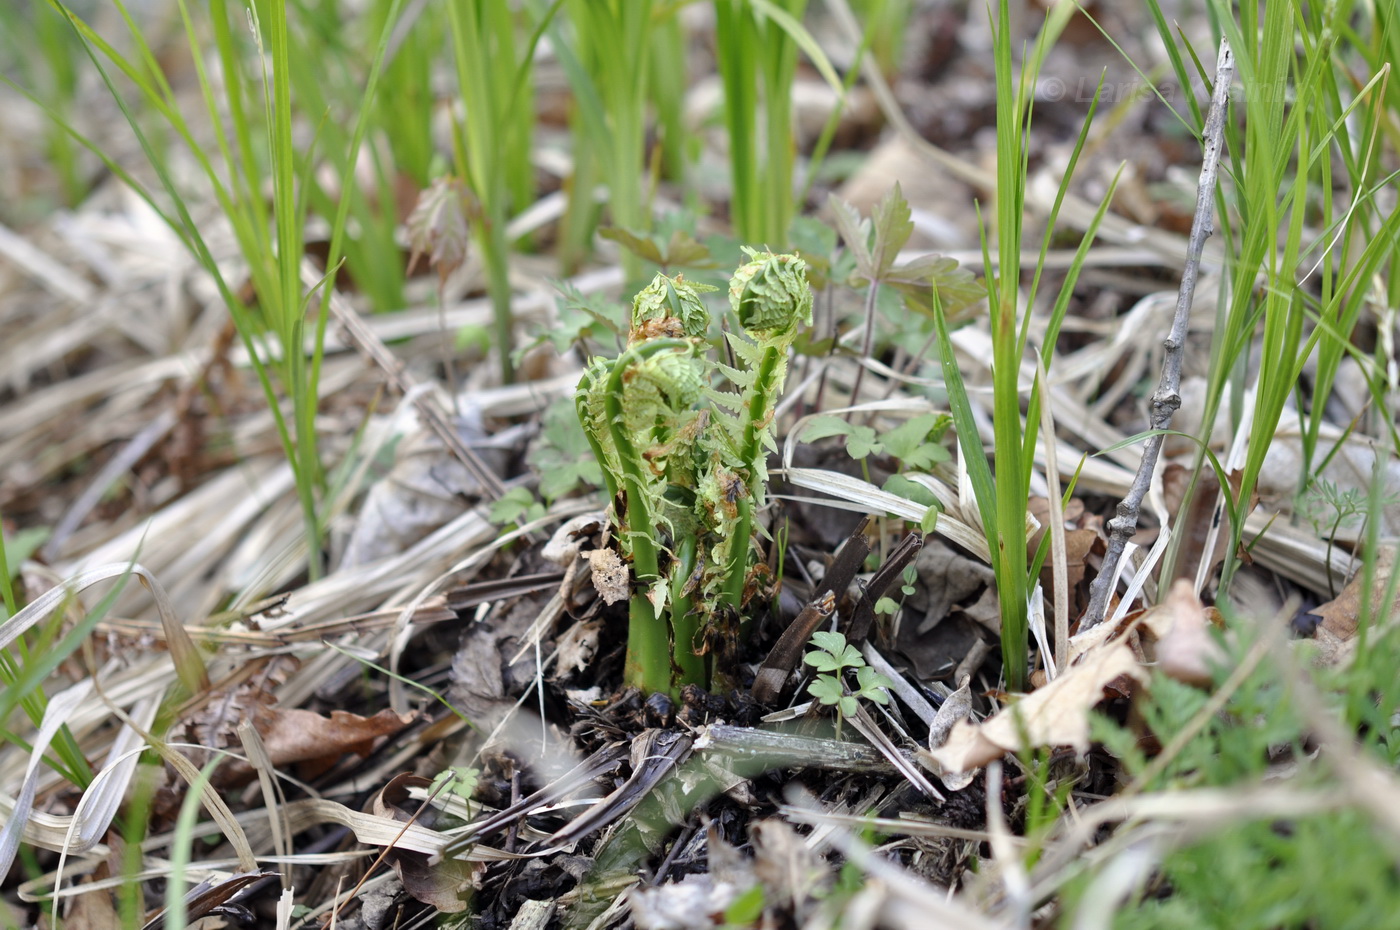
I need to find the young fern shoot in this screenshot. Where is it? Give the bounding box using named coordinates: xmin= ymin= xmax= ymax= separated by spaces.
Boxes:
xmin=576 ymin=252 xmax=813 ymax=696
xmin=709 ymin=250 xmax=814 ymax=614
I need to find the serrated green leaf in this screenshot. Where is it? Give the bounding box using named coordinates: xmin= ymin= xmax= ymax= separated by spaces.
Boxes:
xmin=835 ymin=644 xmax=864 ymax=668
xmin=827 ymin=195 xmax=872 ymax=277
xmin=715 ymin=363 xmax=757 ymax=389
xmin=843 ymin=425 xmax=882 ymax=460
xmin=661 ymin=229 xmax=716 ymax=268
xmin=879 ymin=414 xmax=944 ymax=461
xmin=725 ymin=331 xmax=770 ymax=367
xmin=790 ymin=214 xmax=837 ymax=261
xmin=599 ymin=225 xmax=665 ymax=265
xmin=707 ymin=388 xmax=748 ymax=411
xmin=489 ymin=486 xmax=538 ymax=525
xmin=869 ymin=183 xmax=914 ymax=277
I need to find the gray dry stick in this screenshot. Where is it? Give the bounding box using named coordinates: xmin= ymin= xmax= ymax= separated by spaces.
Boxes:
xmin=1081 ymin=38 xmax=1236 ymax=631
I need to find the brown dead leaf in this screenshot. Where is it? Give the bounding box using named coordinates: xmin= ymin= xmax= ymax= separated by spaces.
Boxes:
xmin=585 ymin=548 xmax=630 ymax=605
xmin=374 ymin=773 xmax=482 ymax=913
xmin=237 ymin=705 xmax=413 ymax=781
xmin=1315 ymin=545 xmax=1397 ymax=639
xmin=920 ymin=640 xmax=1147 ymax=777
xmin=1305 ymin=545 xmax=1398 ymax=667
xmin=1140 ymin=580 xmax=1226 ymax=687
xmin=1028 ymin=497 xmax=1101 ymax=613
xmin=183 ymin=656 xmax=296 ymax=774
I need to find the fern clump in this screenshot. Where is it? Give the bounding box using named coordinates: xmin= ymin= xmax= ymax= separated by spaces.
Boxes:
xmin=576 ymin=253 xmax=811 ymax=696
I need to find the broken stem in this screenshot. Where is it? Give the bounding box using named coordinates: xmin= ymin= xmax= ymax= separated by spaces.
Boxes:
xmin=1081 ymin=37 xmax=1234 ymax=631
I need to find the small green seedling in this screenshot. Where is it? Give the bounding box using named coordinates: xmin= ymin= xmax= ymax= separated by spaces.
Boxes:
xmin=428 ymin=765 xmax=481 ymax=809
xmin=874 ymin=564 xmax=919 ymax=617
xmin=799 ymin=413 xmax=950 ymax=531
xmin=804 ymin=631 xmax=893 ymax=735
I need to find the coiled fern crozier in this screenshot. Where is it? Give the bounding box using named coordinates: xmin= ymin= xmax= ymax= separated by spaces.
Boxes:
xmin=577 ymin=251 xmax=811 ymax=696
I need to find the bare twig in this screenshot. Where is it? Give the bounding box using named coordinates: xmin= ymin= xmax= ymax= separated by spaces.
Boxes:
xmin=1082 ymin=38 xmax=1235 ymax=631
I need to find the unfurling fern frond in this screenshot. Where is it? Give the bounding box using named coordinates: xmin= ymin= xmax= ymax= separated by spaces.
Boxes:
xmin=573 ymin=254 xmax=814 ymax=695
xmin=630 ymin=272 xmax=715 ymax=343
xmin=729 ymin=248 xmax=813 ymax=337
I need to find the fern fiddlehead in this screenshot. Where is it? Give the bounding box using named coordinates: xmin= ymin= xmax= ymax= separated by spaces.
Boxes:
xmin=575 ymin=257 xmax=811 ymax=695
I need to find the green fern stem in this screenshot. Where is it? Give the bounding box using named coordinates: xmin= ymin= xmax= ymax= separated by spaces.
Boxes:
xmin=602 ymin=338 xmax=691 ymax=694
xmin=669 ymin=533 xmax=705 ymax=688
xmin=722 ymin=342 xmax=782 ymax=612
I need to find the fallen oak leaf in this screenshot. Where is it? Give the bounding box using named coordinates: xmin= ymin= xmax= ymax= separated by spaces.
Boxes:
xmin=919 ymin=640 xmax=1147 ymax=777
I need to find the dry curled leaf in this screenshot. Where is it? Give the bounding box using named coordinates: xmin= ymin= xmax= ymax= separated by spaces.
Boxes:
xmin=920 ymin=641 xmax=1147 ymax=777
xmin=585 ymin=547 xmax=630 ymax=605
xmin=927 ymin=676 xmax=973 ymax=751
xmin=1142 ymin=579 xmax=1226 ymax=687
xmin=1304 ymin=545 xmax=1397 ymax=668
xmin=925 ymin=676 xmax=977 ymax=790
xmin=542 ymin=513 xmax=608 ymax=566
xmin=221 ymin=706 xmax=413 ymax=783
